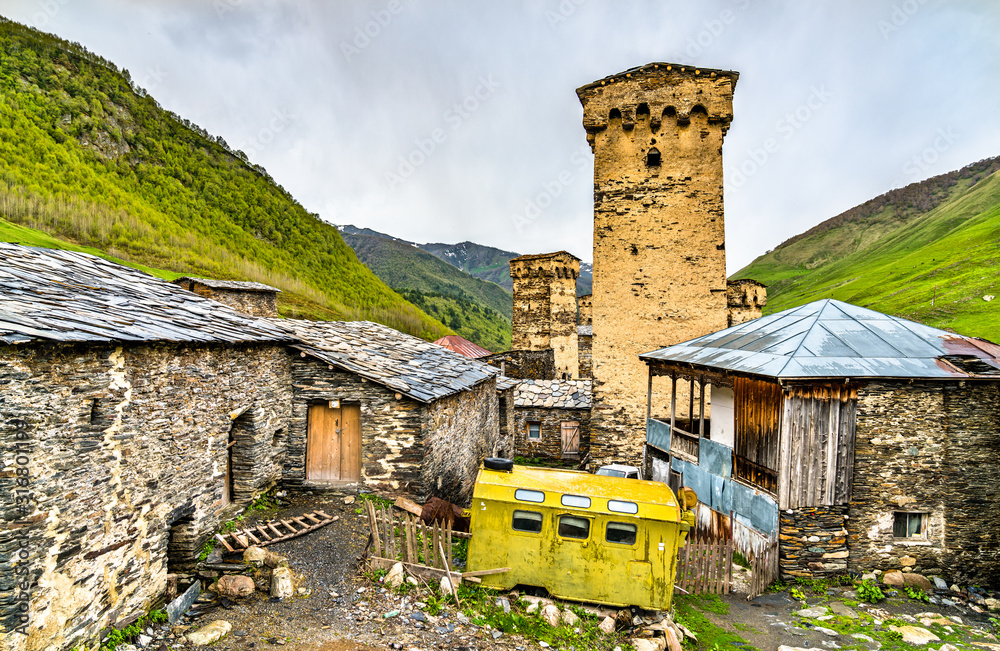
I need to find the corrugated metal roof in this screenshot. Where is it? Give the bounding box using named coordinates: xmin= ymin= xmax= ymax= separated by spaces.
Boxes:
xmin=0 ymin=243 xmax=291 ymax=345
xmin=280 ymin=320 xmax=498 ymax=403
xmin=173 ymin=276 xmax=281 ymax=293
xmin=640 ymin=299 xmax=1000 ymax=380
xmin=432 ymin=335 xmax=492 ymax=358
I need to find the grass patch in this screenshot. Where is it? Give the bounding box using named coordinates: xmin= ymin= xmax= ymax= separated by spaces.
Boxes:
xmin=100 ymin=609 xmax=168 ymax=650
xmin=674 ymin=595 xmax=757 ymax=651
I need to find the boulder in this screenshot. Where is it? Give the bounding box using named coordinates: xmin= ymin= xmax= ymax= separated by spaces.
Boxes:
xmin=887 ymin=626 xmax=940 ymax=646
xmin=631 ymin=638 xmax=666 ymax=651
xmin=541 ymin=604 xmax=561 ymax=627
xmin=985 ymin=597 xmax=1000 ymax=611
xmin=216 ymin=575 xmax=254 ymax=599
xmin=931 ymin=576 xmax=948 ymax=591
xmin=561 ymin=609 xmax=579 ymax=626
xmin=829 ymin=602 xmax=858 ymax=619
xmin=186 ymin=620 xmax=232 ymax=646
xmin=264 ymin=551 xmax=288 ymax=568
xmin=794 ymin=606 xmax=829 ymax=618
xmin=270 ymin=566 xmax=295 ymax=599
xmin=384 ymin=562 xmax=405 ymax=589
xmin=882 ymin=570 xmax=905 ymax=587
xmin=599 ymin=616 xmax=616 ymax=634
xmin=902 ymin=573 xmax=934 ymax=592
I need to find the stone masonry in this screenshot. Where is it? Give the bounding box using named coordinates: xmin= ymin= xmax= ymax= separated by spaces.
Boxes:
xmin=483 ymin=349 xmax=555 ymax=381
xmin=779 ymin=506 xmax=850 ymax=579
xmin=578 ymin=64 xmax=736 ymax=466
xmin=849 ymin=381 xmax=1000 ymax=586
xmin=512 ymin=379 xmax=592 ymax=460
xmin=577 ymin=294 xmax=593 ymax=326
xmin=510 ymin=252 xmax=580 ymax=379
xmin=0 ymin=341 xmax=290 ymax=651
xmin=173 ymin=277 xmax=281 ymax=318
xmin=727 ymin=279 xmax=767 ymax=327
xmin=577 ymin=325 xmax=592 ymax=379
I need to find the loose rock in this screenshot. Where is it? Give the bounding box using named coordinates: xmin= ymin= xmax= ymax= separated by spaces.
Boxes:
xmin=186 ymin=620 xmax=232 ymax=646
xmin=384 ymin=562 xmax=405 ymax=589
xmin=216 ymin=575 xmax=255 ymax=600
xmin=271 ymin=566 xmax=295 ymax=599
xmin=887 ymin=625 xmax=940 ymax=645
xmin=541 ymin=604 xmax=561 ymax=627
xmin=599 ymin=616 xmax=616 ymax=634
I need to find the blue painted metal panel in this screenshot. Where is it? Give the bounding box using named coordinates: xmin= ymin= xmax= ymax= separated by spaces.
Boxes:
xmin=646 ymin=418 xmax=672 ymax=453
xmin=710 ymin=474 xmax=725 ymax=512
xmin=683 ymin=465 xmax=712 ymax=508
xmin=698 ymin=438 xmax=733 ymax=479
xmin=750 ymin=492 xmax=779 ymax=536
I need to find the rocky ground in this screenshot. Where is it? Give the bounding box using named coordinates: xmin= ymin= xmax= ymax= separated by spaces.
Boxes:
xmin=110 ymin=493 xmax=1000 ymax=651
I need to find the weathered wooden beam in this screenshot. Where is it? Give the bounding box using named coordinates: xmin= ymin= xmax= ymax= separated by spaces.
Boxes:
xmin=368 ymin=556 xmax=462 ymax=584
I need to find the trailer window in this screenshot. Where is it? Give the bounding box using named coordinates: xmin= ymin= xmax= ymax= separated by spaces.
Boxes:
xmin=608 ymin=500 xmax=638 ymax=514
xmin=512 ymin=510 xmax=543 ymax=533
xmin=558 ymin=515 xmax=590 ymax=540
xmin=514 ymin=489 xmax=545 ymax=503
xmin=606 ymin=522 xmax=637 ymax=545
xmin=561 ymin=494 xmax=591 ymax=509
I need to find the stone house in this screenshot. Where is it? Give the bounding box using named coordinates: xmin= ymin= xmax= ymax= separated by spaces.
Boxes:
xmin=277 ymin=319 xmax=502 ymax=505
xmin=639 ymin=298 xmax=1000 ymax=586
xmin=0 ymin=244 xmax=291 ymax=651
xmin=172 ymin=276 xmax=281 ymax=317
xmin=512 ymin=379 xmax=592 ymax=461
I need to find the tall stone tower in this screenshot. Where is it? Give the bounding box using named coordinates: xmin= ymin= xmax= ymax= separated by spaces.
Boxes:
xmin=510 ymin=251 xmax=580 ymax=379
xmin=577 ymin=63 xmax=737 ymax=465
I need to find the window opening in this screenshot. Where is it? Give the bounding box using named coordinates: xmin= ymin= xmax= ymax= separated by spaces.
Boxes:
xmin=606 ymin=522 xmax=637 ymax=545
xmin=514 ymin=489 xmax=545 ymax=503
xmin=646 ymin=147 xmax=661 ymax=167
xmin=558 ymin=515 xmax=590 ymax=540
xmin=527 ymin=422 xmax=541 ymax=440
xmin=512 ymin=510 xmax=543 ymax=533
xmin=561 ymin=494 xmax=591 ymax=509
xmin=608 ymin=500 xmax=639 ymax=514
xmin=893 ymin=512 xmax=927 ymax=538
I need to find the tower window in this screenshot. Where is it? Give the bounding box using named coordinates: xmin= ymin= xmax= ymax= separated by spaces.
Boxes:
xmin=646 ymin=147 xmax=661 ymax=167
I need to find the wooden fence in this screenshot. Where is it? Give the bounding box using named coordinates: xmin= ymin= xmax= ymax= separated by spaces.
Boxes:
xmin=675 ymin=540 xmax=732 ymax=595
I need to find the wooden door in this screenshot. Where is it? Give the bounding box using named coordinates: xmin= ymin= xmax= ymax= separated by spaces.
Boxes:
xmin=561 ymin=421 xmax=580 ymax=458
xmin=307 ymin=404 xmax=361 ymax=482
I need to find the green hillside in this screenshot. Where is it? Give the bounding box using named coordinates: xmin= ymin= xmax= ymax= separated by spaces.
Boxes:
xmin=0 ymin=17 xmax=450 ymax=339
xmin=341 ymin=231 xmax=512 ymax=352
xmin=735 ymin=157 xmax=1000 ymax=341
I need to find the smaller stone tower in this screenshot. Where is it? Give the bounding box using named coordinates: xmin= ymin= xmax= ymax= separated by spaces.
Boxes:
xmin=510 ymin=251 xmax=580 ymax=379
xmin=727 ymin=279 xmax=767 ymax=326
xmin=577 ymin=294 xmax=593 ymax=326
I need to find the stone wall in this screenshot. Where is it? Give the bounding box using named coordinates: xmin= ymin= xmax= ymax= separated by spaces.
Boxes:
xmin=483 ymin=349 xmax=555 ymax=381
xmin=510 ymin=252 xmax=579 ymax=379
xmin=577 ymin=294 xmax=593 ymax=326
xmin=284 ymin=358 xmax=424 ymax=496
xmin=0 ymin=341 xmax=290 ymax=651
xmin=779 ymin=506 xmax=849 ymax=579
xmin=578 ymin=332 xmax=592 ymax=379
xmin=209 ymin=288 xmax=279 ymax=318
xmin=578 ymin=64 xmax=735 ymax=467
xmin=513 ymin=407 xmax=591 ymax=461
xmin=849 ymin=381 xmax=1000 ymax=586
xmin=423 ymin=378 xmax=499 ymax=506
xmin=727 ymin=279 xmax=766 ymax=327
xmin=497 ymin=388 xmax=516 ymax=459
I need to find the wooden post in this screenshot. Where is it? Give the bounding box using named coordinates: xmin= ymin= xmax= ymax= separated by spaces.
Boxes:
xmin=688 ymin=378 xmax=694 ymax=431
xmin=698 ymin=377 xmax=706 ymax=437
xmin=438 ymin=539 xmax=460 ymax=607
xmin=646 ymin=370 xmax=653 ymax=421
xmin=670 ymin=372 xmax=677 ymax=438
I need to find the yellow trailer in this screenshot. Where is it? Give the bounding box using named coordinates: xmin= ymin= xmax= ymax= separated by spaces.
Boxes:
xmin=465 ymin=461 xmax=695 ymax=610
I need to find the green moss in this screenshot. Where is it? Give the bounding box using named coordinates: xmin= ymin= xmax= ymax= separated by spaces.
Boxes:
xmin=674 ymin=595 xmax=755 ymax=651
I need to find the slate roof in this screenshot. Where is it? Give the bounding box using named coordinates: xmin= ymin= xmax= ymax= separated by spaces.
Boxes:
xmin=433 ymin=335 xmax=492 ymax=358
xmin=640 ymin=299 xmax=1000 ymax=380
xmin=496 ymin=376 xmax=518 ymax=391
xmin=280 ymin=319 xmax=498 ymax=403
xmin=0 ymin=243 xmax=291 ymax=345
xmin=578 ymin=325 xmax=593 ymax=336
xmin=514 ymin=379 xmax=591 ymax=409
xmin=174 ymin=277 xmax=281 ymax=293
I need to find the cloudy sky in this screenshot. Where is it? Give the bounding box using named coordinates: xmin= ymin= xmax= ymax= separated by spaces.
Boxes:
xmin=3 ymin=0 xmax=999 ymax=272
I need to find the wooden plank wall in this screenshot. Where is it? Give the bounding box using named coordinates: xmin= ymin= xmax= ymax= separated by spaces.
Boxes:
xmin=778 ymin=384 xmax=857 ymax=510
xmin=734 ymin=377 xmax=783 ymax=492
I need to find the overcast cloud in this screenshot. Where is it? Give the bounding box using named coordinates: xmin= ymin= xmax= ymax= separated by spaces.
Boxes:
xmin=3 ymin=0 xmax=999 ymax=273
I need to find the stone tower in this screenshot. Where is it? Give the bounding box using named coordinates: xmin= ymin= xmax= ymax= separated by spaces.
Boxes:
xmin=577 ymin=63 xmax=737 ymax=465
xmin=510 ymin=251 xmax=580 ymax=378
xmin=727 ymin=279 xmax=767 ymax=326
